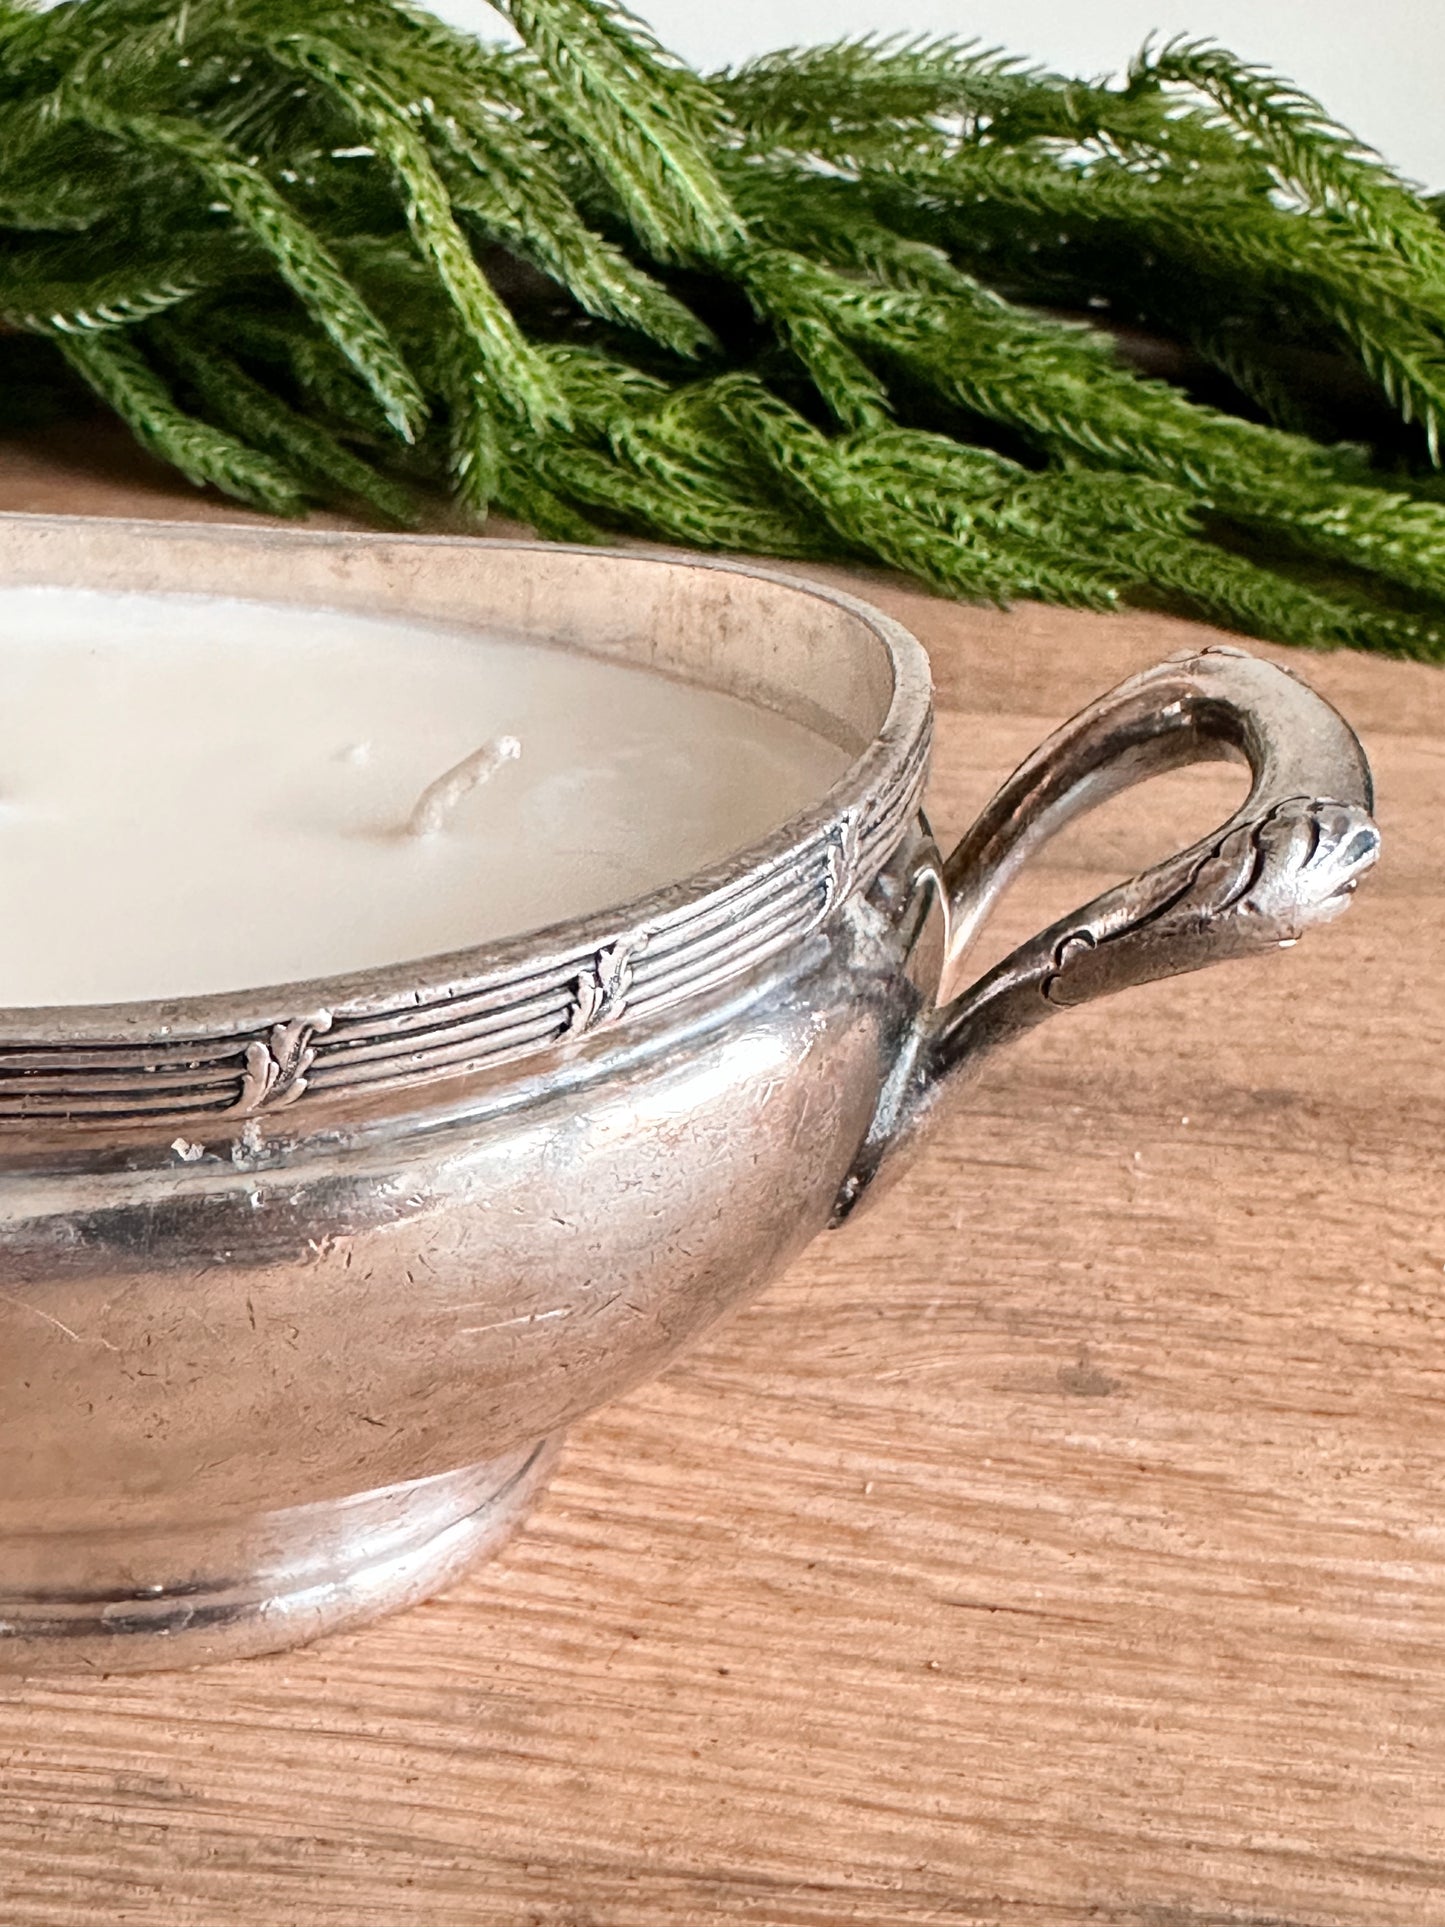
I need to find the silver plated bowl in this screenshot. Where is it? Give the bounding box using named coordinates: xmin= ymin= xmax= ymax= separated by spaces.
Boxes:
xmin=0 ymin=515 xmax=1379 ymax=1671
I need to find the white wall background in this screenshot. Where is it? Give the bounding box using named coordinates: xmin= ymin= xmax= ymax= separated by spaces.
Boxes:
xmin=434 ymin=0 xmax=1445 ymax=190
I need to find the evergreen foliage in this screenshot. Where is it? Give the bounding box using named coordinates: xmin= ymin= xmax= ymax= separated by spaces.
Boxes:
xmin=4 ymin=0 xmax=1445 ymax=657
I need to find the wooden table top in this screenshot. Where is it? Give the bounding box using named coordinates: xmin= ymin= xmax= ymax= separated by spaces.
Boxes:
xmin=0 ymin=422 xmax=1440 ymax=1927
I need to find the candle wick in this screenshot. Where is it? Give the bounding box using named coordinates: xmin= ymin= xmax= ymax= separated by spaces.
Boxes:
xmin=404 ymin=735 xmax=520 ymax=838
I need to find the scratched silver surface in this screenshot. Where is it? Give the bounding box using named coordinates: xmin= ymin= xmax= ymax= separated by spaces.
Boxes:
xmin=0 ymin=521 xmax=1379 ymax=1670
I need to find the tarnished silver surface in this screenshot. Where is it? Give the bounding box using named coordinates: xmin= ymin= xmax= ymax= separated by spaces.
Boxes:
xmin=0 ymin=517 xmax=1379 ymax=1671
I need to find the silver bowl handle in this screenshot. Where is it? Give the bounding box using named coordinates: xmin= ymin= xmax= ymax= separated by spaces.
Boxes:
xmin=836 ymin=644 xmax=1380 ymax=1219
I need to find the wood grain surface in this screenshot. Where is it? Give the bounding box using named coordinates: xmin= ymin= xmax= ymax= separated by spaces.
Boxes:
xmin=0 ymin=420 xmax=1440 ymax=1927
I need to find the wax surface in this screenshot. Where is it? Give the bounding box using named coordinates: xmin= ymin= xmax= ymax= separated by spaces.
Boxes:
xmin=0 ymin=587 xmax=850 ymax=1005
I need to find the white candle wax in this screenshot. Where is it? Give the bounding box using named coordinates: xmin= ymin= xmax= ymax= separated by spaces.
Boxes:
xmin=0 ymin=586 xmax=850 ymax=1006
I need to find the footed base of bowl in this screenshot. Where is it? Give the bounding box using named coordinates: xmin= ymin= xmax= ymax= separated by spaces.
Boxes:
xmin=0 ymin=1435 xmax=560 ymax=1674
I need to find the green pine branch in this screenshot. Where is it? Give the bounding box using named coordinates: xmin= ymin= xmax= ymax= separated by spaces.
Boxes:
xmin=492 ymin=0 xmax=745 ymax=264
xmin=74 ymin=99 xmax=428 ymax=437
xmin=53 ymin=326 xmax=307 ymax=512
xmin=5 ymin=0 xmax=1445 ymax=662
xmin=1130 ymin=37 xmax=1445 ymax=276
